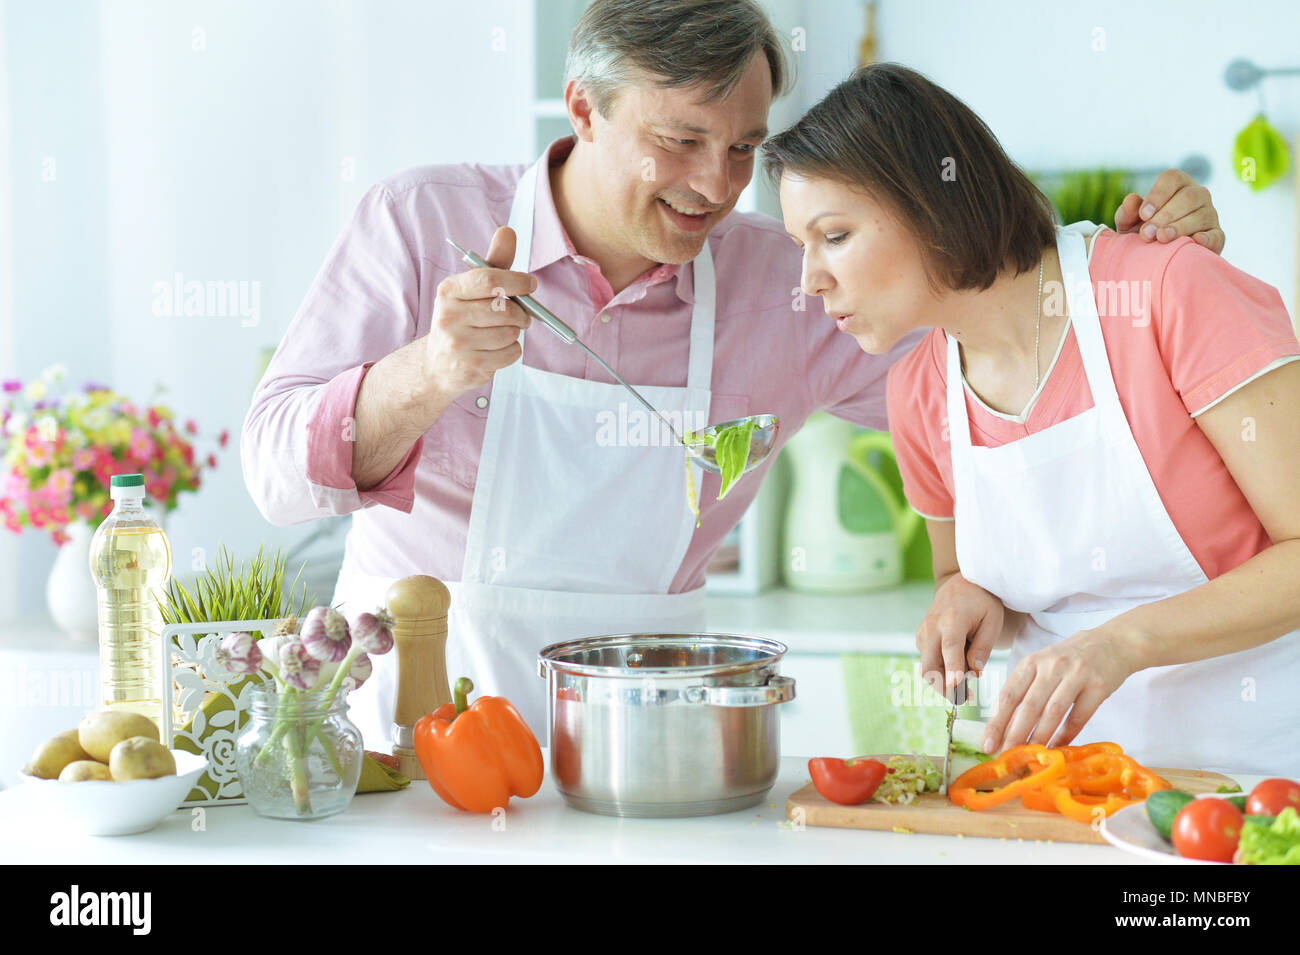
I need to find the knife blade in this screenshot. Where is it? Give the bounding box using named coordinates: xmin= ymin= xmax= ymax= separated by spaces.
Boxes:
xmin=941 ymin=672 xmax=968 ymax=795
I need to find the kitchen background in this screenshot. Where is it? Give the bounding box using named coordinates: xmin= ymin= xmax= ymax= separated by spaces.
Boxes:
xmin=2 ymin=0 xmax=1297 ymax=776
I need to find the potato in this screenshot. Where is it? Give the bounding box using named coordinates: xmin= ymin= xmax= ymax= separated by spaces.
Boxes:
xmin=108 ymin=737 xmax=176 ymax=781
xmin=78 ymin=711 xmax=159 ymax=763
xmin=59 ymin=760 xmax=113 ymax=782
xmin=22 ymin=729 xmax=92 ymax=779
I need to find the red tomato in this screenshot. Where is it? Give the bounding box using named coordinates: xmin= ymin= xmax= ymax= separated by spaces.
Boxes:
xmin=1171 ymin=798 xmax=1243 ymax=863
xmin=1245 ymin=778 xmax=1300 ymax=817
xmin=809 ymin=757 xmax=888 ymax=806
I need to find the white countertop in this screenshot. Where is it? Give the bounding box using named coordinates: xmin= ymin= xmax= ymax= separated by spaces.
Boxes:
xmin=0 ymin=752 xmax=1263 ymax=865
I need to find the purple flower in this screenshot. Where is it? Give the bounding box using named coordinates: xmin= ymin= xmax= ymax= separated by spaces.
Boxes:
xmin=2 ymin=381 xmax=21 ymax=393
xmin=300 ymin=606 xmax=351 ymax=662
xmin=214 ymin=632 xmax=263 ymax=674
xmin=351 ymin=610 xmax=395 ymax=655
xmin=278 ymin=640 xmax=322 ymax=690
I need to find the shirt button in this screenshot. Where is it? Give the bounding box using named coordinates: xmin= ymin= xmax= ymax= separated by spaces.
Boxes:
xmin=600 ymin=312 xmax=612 ymax=324
xmin=475 ymin=396 xmax=488 ymax=409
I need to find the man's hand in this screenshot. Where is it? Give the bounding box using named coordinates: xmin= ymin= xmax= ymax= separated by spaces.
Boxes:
xmin=1113 ymin=169 xmax=1225 ymax=254
xmin=424 ymin=225 xmax=534 ymax=402
xmin=915 ymin=573 xmax=1004 ymax=699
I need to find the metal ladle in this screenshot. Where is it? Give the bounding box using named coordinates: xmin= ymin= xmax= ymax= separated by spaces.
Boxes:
xmin=448 ymin=239 xmax=780 ymax=477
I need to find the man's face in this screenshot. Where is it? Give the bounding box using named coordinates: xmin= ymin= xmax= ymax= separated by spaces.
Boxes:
xmin=780 ymin=172 xmax=937 ymax=355
xmin=579 ymin=55 xmax=772 ymax=265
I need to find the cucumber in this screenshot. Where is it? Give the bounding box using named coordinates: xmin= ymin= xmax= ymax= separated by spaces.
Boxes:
xmin=1146 ymin=790 xmax=1195 ymax=842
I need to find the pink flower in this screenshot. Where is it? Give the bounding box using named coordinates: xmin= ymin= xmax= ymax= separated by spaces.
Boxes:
xmin=129 ymin=429 xmax=156 ymax=462
xmin=24 ymin=440 xmax=52 ymax=469
xmin=4 ymin=514 xmax=23 ymax=534
xmin=278 ymin=640 xmax=321 ymax=690
xmin=147 ymin=407 xmax=161 ymax=428
xmin=218 ymin=429 xmax=229 ymax=448
xmin=215 ymin=632 xmax=264 ymax=675
xmin=184 ymin=419 xmax=198 ymax=435
xmin=2 ymin=380 xmax=21 ymax=392
xmin=51 ymin=527 xmax=70 ymax=546
xmin=48 ymin=468 xmax=74 ymax=499
xmin=76 ymin=500 xmax=98 ymax=521
xmin=206 ymin=453 xmax=217 ymax=469
xmin=72 ymin=449 xmax=96 ymax=470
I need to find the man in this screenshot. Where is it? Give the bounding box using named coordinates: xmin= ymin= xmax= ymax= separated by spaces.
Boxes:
xmin=241 ymin=0 xmax=1225 ymax=746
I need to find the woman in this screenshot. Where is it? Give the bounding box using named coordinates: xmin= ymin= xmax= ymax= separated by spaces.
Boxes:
xmin=765 ymin=64 xmax=1300 ymax=776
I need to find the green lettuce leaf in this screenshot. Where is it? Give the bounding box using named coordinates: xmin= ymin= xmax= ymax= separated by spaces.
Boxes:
xmin=1237 ymin=806 xmax=1300 ymax=865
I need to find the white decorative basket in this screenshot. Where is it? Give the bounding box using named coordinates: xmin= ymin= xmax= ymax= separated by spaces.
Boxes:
xmin=161 ymin=619 xmax=280 ymax=806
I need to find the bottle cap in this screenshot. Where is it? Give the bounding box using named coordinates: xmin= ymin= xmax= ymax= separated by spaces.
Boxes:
xmin=109 ymin=473 xmax=147 ymax=501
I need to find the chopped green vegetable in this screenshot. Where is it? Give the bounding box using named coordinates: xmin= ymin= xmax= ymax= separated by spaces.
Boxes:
xmin=1237 ymin=806 xmax=1300 ymax=865
xmin=949 ymin=741 xmax=993 ymax=761
xmin=872 ymin=755 xmax=943 ymax=806
xmin=1215 ymin=782 xmax=1243 ymax=793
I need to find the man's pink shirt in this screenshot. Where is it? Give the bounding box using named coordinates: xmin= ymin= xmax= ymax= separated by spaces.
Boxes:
xmin=241 ymin=137 xmax=917 ymax=592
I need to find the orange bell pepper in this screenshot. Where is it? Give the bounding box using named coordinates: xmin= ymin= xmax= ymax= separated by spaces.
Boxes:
xmin=948 ymin=744 xmax=1067 ymax=810
xmin=413 ymin=677 xmax=545 ymax=813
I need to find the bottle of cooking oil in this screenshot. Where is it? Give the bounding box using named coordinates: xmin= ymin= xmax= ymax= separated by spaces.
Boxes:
xmin=88 ymin=473 xmax=172 ymax=730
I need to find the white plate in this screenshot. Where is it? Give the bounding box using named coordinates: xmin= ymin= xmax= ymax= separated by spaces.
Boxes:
xmin=1100 ymin=793 xmax=1237 ymax=865
xmin=20 ymin=750 xmax=208 ymax=836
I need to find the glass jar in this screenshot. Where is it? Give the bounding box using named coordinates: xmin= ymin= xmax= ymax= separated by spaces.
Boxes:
xmin=235 ymin=685 xmax=363 ymax=820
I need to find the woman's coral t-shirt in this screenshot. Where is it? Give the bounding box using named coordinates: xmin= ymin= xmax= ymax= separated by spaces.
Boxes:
xmin=886 ymin=229 xmax=1300 ymax=580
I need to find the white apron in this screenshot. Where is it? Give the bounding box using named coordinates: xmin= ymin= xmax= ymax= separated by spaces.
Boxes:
xmin=948 ymin=223 xmax=1300 ymax=777
xmin=336 ymin=152 xmax=714 ymax=744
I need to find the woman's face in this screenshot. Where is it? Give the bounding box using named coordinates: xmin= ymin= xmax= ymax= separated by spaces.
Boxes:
xmin=779 ymin=172 xmax=939 ymax=354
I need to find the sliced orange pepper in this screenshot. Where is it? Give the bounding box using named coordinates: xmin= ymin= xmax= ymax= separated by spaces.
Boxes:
xmin=1058 ymin=741 xmax=1124 ymax=762
xmin=1045 ymin=783 xmax=1137 ymax=822
xmin=948 ymin=744 xmax=1067 ymax=810
xmin=1060 ymin=752 xmax=1133 ymax=794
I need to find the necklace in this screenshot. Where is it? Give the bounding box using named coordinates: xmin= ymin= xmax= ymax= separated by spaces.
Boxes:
xmin=1033 ymin=254 xmax=1045 ymax=392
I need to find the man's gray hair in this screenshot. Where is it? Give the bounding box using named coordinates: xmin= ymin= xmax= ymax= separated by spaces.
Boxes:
xmin=565 ymin=0 xmax=793 ymax=116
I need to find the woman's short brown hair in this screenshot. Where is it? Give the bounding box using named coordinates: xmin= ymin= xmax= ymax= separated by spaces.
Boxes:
xmin=763 ymin=63 xmax=1057 ymax=292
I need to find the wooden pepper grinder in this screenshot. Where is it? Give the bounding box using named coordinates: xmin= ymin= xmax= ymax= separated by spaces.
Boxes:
xmin=385 ymin=574 xmax=452 ymax=779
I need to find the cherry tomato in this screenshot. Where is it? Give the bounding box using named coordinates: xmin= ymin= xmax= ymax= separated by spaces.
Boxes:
xmin=1245 ymin=778 xmax=1300 ymax=817
xmin=1171 ymin=798 xmax=1243 ymax=863
xmin=809 ymin=757 xmax=888 ymax=806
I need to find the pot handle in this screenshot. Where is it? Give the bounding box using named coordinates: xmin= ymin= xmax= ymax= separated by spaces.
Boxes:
xmin=683 ymin=674 xmax=795 ymax=707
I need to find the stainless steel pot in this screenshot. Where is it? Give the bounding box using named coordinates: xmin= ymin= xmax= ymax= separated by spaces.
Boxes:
xmin=537 ymin=633 xmax=795 ymax=817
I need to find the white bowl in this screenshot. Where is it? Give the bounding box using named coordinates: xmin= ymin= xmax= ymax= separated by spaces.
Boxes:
xmin=20 ymin=750 xmax=208 ymax=836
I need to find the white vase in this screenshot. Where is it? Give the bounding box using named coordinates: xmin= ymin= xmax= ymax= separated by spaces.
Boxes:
xmin=46 ymin=520 xmax=99 ymax=642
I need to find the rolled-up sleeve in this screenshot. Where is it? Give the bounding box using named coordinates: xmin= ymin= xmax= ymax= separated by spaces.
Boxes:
xmin=241 ymin=184 xmax=424 ymax=526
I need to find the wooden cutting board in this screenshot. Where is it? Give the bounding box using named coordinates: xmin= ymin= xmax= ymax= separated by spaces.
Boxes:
xmin=785 ymin=755 xmax=1238 ymax=845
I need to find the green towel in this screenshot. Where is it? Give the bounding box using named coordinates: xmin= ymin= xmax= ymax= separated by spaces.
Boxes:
xmin=842 ymin=655 xmax=981 ymax=757
xmin=356 ymin=756 xmax=410 ymax=793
